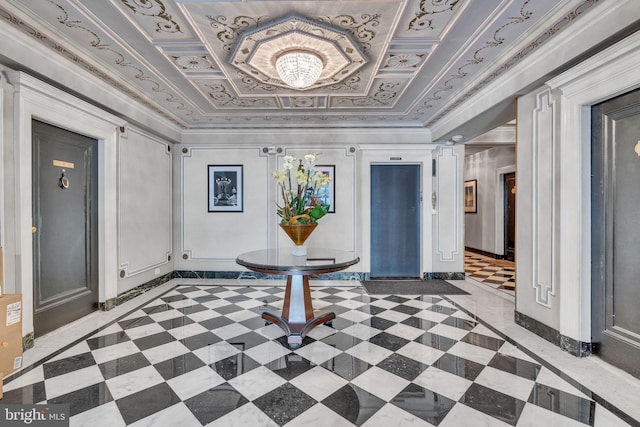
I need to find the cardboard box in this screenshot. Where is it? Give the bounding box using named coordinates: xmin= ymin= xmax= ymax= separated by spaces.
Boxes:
xmin=0 ymin=294 xmax=23 ymax=379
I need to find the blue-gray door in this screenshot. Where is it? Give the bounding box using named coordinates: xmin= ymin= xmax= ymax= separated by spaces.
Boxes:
xmin=370 ymin=164 xmax=421 ymax=278
xmin=32 ymin=120 xmax=99 ymax=337
xmin=592 ymin=88 xmax=640 ymax=378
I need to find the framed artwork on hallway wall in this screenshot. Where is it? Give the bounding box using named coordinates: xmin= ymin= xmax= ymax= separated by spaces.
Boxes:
xmin=208 ymin=165 xmax=243 ymax=212
xmin=464 ymin=179 xmax=477 ymax=213
xmin=315 ymin=165 xmax=335 ymax=213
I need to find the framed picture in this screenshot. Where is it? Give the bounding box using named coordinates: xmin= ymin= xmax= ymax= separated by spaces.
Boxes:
xmin=208 ymin=165 xmax=243 ymax=212
xmin=464 ymin=179 xmax=477 ymax=213
xmin=315 ymin=165 xmax=335 ymax=213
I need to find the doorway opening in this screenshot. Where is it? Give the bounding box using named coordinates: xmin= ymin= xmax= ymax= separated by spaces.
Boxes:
xmin=462 ymin=125 xmax=517 ymax=295
xmin=504 ymin=172 xmax=516 ymax=262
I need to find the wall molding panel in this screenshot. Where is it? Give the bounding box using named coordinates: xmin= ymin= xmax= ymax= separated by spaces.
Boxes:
xmin=531 ymin=89 xmax=558 ymax=307
xmin=180 ymin=146 xmax=269 ymax=266
xmin=118 ymin=127 xmax=172 ymax=277
xmin=435 ymin=145 xmax=460 ymax=262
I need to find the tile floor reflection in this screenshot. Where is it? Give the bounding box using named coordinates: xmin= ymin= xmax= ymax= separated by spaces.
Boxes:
xmin=1 ymin=280 xmax=637 ymax=426
xmin=465 ymin=252 xmax=516 ymax=295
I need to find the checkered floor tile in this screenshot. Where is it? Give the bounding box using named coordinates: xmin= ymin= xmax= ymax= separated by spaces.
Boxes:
xmin=465 ymin=252 xmax=516 ymax=294
xmin=1 ymin=283 xmax=617 ymax=426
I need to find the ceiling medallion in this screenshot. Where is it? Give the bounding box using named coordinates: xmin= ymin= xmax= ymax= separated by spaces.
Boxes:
xmin=229 ymin=15 xmax=367 ymax=91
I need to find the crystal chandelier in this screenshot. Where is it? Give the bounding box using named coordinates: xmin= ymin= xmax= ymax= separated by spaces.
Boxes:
xmin=275 ymin=50 xmax=324 ymax=89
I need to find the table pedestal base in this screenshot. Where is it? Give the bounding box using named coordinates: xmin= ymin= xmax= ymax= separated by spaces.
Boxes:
xmin=262 ymin=274 xmax=335 ymax=348
xmin=262 ymin=311 xmax=335 ymax=347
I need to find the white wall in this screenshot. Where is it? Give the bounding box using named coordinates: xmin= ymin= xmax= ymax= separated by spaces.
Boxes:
xmin=175 ymin=144 xmax=357 ymax=272
xmin=117 ymin=126 xmax=173 ymax=294
xmin=464 ymin=146 xmax=515 ymax=255
xmin=177 ymin=145 xmax=271 ymax=271
xmin=176 ymin=131 xmax=465 ymax=276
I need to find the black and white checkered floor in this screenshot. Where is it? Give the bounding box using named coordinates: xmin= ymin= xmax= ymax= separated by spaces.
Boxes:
xmin=465 ymin=253 xmax=516 ymax=295
xmin=2 ymin=282 xmax=634 ymax=426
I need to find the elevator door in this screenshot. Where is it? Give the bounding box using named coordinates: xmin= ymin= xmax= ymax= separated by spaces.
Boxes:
xmin=32 ymin=120 xmax=99 ymax=337
xmin=370 ymin=164 xmax=421 ymax=278
xmin=592 ymin=88 xmax=640 ymax=378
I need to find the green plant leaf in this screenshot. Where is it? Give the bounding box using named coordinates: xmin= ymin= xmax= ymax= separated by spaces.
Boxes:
xmin=309 ymin=204 xmax=329 ymax=221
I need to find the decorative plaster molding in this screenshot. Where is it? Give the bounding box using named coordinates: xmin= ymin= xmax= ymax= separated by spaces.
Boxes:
xmin=120 ymin=0 xmax=183 ymax=33
xmin=228 ymin=15 xmax=368 ymax=91
xmin=0 ymin=2 xmax=192 ymax=127
xmin=409 ymin=0 xmax=461 ymax=31
xmin=428 ymin=0 xmax=604 ymax=135
xmin=419 ymin=0 xmax=535 ymax=117
xmin=531 ymin=88 xmax=557 ymax=307
xmin=384 ymin=53 xmax=425 ymax=69
xmin=173 ymin=55 xmax=214 ymax=70
xmin=205 ymin=82 xmax=278 ymax=108
xmin=334 ymin=81 xmax=403 ymax=107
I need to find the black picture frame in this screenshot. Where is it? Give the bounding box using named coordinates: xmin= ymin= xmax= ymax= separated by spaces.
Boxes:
xmin=315 ymin=165 xmax=335 ymax=213
xmin=208 ymin=165 xmax=243 ymax=212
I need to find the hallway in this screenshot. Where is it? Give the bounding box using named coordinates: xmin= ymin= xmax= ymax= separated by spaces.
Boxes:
xmin=2 ymin=278 xmax=638 ymax=426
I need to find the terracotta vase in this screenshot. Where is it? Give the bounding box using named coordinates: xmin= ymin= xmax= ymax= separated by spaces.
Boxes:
xmin=280 ymin=223 xmax=318 ymax=246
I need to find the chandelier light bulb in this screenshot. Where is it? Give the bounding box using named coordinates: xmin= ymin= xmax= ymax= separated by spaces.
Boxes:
xmin=275 ymin=50 xmax=323 ymax=89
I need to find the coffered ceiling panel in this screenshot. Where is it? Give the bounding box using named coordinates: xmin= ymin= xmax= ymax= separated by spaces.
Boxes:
xmin=0 ymin=0 xmax=597 ymax=129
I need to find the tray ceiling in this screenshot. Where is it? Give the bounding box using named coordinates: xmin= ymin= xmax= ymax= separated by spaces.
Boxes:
xmin=0 ymin=0 xmax=596 ymax=129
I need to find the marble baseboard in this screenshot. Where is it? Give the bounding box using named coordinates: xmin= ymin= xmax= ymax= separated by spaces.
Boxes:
xmin=424 ymin=272 xmax=466 ymax=280
xmin=22 ymin=331 xmax=35 ymax=351
xmin=173 ymin=270 xmax=252 ymax=280
xmin=173 ymin=270 xmax=365 ymax=281
xmin=465 ymin=247 xmax=506 ymax=259
xmin=174 ymin=271 xmax=463 ymax=281
xmin=102 ymin=272 xmax=174 ymax=310
xmin=515 ymin=310 xmax=592 ymax=357
xmin=561 ymin=335 xmax=592 ymax=357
